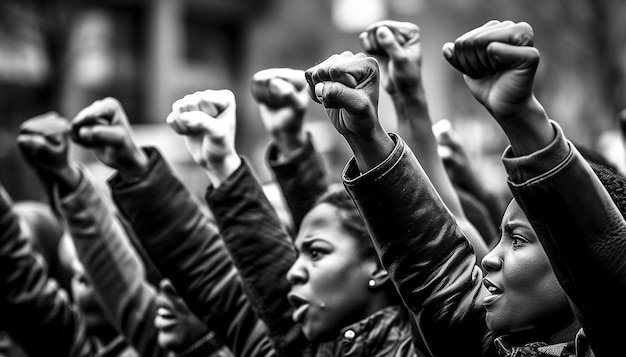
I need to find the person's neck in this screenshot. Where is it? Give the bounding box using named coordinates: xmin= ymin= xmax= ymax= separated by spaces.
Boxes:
xmin=90 ymin=324 xmax=119 ymax=347
xmin=505 ymin=318 xmax=580 ymax=346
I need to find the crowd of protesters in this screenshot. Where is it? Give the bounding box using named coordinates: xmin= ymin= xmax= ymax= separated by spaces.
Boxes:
xmin=1 ymin=18 xmax=625 ymax=357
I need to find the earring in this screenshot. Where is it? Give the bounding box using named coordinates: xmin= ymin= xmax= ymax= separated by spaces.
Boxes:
xmin=368 ymin=279 xmax=376 ymax=288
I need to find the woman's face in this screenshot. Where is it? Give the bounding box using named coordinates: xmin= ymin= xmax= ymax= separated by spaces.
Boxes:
xmin=481 ymin=199 xmax=573 ymax=335
xmin=154 ymin=279 xmax=207 ymax=353
xmin=286 ymin=203 xmax=376 ymax=341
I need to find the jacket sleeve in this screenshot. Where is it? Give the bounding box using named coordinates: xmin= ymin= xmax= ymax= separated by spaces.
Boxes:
xmin=502 ymin=121 xmax=626 ymax=357
xmin=205 ymin=159 xmax=310 ymax=356
xmin=108 ymin=147 xmax=275 ymax=357
xmin=56 ymin=167 xmax=165 ymax=357
xmin=342 ymin=133 xmax=496 ymax=357
xmin=0 ymin=184 xmax=95 ymax=357
xmin=267 ymin=135 xmax=329 ymax=229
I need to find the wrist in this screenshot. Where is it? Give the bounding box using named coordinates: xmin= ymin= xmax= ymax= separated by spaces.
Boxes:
xmin=391 ymin=87 xmax=430 ymax=122
xmin=344 ymin=125 xmax=395 ymax=173
xmin=496 ymin=97 xmax=554 ymax=156
xmin=204 ymin=154 xmax=242 ymax=188
xmin=56 ymin=165 xmax=82 ymax=197
xmin=117 ymin=149 xmax=150 ymax=181
xmin=273 ymin=129 xmax=308 ymax=155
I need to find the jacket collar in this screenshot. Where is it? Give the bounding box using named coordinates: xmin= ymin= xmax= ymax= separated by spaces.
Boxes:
xmin=319 ymin=305 xmax=411 ymax=356
xmin=494 ymin=335 xmax=576 ymax=357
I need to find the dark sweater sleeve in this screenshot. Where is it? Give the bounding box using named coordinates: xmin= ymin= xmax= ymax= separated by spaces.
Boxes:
xmin=502 ymin=121 xmax=626 ymax=357
xmin=267 ymin=135 xmax=329 ymax=229
xmin=205 ymin=159 xmax=310 ymax=356
xmin=109 ymin=147 xmax=275 ymax=357
xmin=342 ymin=133 xmax=496 ymax=357
xmin=0 ymin=185 xmax=95 ymax=357
xmin=57 ymin=167 xmax=165 ymax=357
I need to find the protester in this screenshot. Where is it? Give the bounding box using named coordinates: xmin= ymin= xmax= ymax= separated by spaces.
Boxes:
xmin=17 ymin=111 xmax=232 ymax=356
xmin=443 ymin=20 xmax=626 ymax=356
xmin=167 ymin=88 xmax=421 ymax=356
xmin=358 ymin=20 xmax=490 ymax=258
xmin=304 ymin=20 xmax=626 ymax=356
xmin=0 ymin=179 xmax=96 ymax=357
xmin=71 ymin=97 xmax=276 ymax=357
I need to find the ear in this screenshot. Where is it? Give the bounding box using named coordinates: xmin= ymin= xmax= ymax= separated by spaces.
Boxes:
xmin=365 ymin=260 xmax=391 ymax=289
xmin=370 ymin=266 xmax=390 ymax=287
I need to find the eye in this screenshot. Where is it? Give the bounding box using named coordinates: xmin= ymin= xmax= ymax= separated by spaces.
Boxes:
xmin=309 ymin=248 xmax=322 ymax=260
xmin=511 ymin=235 xmax=527 ymax=248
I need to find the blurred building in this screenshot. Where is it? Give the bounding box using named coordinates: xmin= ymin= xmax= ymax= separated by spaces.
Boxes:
xmin=2 ymin=0 xmax=624 ymax=204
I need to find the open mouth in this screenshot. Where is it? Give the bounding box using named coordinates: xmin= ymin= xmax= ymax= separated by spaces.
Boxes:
xmin=157 ymin=307 xmax=176 ymax=319
xmin=155 ymin=307 xmax=178 ymax=330
xmin=482 ymin=278 xmax=503 ymax=307
xmin=482 ymin=278 xmax=503 ymax=294
xmin=287 ymin=293 xmax=311 ymax=323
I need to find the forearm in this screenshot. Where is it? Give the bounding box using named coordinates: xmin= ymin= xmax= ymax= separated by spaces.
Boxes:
xmin=272 ymin=129 xmax=308 ymax=157
xmin=267 ymin=134 xmax=329 ymax=228
xmin=206 ymin=159 xmax=306 ymax=356
xmin=342 ymin=134 xmax=492 ymax=356
xmin=345 ymin=124 xmax=396 ymax=173
xmin=110 ymin=147 xmax=275 ymax=357
xmin=0 ymin=186 xmax=94 ymax=357
xmin=392 ymin=92 xmax=489 ymax=261
xmin=58 ymin=168 xmax=163 ymax=357
xmin=204 ymin=154 xmax=242 ymax=189
xmin=496 ymin=96 xmax=554 ymax=156
xmin=503 ymin=121 xmax=626 ymax=356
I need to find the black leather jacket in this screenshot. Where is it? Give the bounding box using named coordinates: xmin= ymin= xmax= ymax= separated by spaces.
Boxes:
xmin=204 ymin=146 xmax=419 ymax=356
xmin=108 ymin=147 xmax=275 ymax=357
xmin=0 ymin=185 xmax=96 ymax=357
xmin=343 ymin=133 xmax=496 ymax=357
xmin=501 ymin=122 xmax=626 ymax=357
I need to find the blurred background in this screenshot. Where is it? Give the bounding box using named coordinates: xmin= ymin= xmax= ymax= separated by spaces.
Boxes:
xmin=1 ymin=0 xmax=625 ymax=204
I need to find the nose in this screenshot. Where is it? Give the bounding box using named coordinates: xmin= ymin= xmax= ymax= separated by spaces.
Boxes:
xmin=286 ymin=257 xmax=307 ymax=286
xmin=481 ymin=245 xmax=502 ymax=273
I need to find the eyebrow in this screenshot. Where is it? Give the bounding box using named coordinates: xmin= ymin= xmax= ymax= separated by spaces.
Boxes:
xmin=296 ymin=237 xmax=327 ymax=250
xmin=501 ymin=220 xmax=523 ymax=234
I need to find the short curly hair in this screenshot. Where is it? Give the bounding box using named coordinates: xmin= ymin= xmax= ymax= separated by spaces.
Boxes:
xmin=589 ymin=162 xmax=626 ymax=219
xmin=314 ymin=183 xmax=375 ymax=259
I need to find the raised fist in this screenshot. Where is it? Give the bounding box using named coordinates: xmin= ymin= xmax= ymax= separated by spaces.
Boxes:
xmin=305 ymin=51 xmax=380 ymax=139
xmin=17 ymin=112 xmax=75 ymax=185
xmin=251 ymin=68 xmax=310 ymax=152
xmin=71 ymin=97 xmax=148 ymax=177
xmin=167 ymin=89 xmax=241 ymax=185
xmin=443 ymin=20 xmax=539 ymax=122
xmin=359 ymin=21 xmax=423 ymax=96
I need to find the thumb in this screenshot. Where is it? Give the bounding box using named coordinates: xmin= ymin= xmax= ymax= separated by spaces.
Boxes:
xmin=442 ymin=42 xmax=463 ymax=74
xmin=176 ymin=111 xmax=213 ymax=136
xmin=17 ymin=134 xmax=49 ymax=154
xmin=376 ymin=26 xmax=405 ymax=60
xmin=487 ymin=42 xmax=539 ymax=72
xmin=269 ymin=78 xmax=307 ymax=110
xmin=75 ymin=125 xmax=126 ymax=147
xmin=317 ymin=82 xmax=372 ymax=114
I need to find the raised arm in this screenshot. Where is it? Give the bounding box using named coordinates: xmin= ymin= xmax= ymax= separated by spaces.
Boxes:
xmin=443 ymin=20 xmax=626 ymax=356
xmin=72 ymin=97 xmax=275 ymax=357
xmin=17 ymin=111 xmax=169 ymax=356
xmin=250 ymin=68 xmax=329 ymax=228
xmin=167 ymin=90 xmax=308 ymax=356
xmin=305 ymin=51 xmax=493 ymax=356
xmin=434 ymin=119 xmax=503 ymax=247
xmin=360 ymin=21 xmax=489 ymax=261
xmin=0 ymin=176 xmax=95 ymax=357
